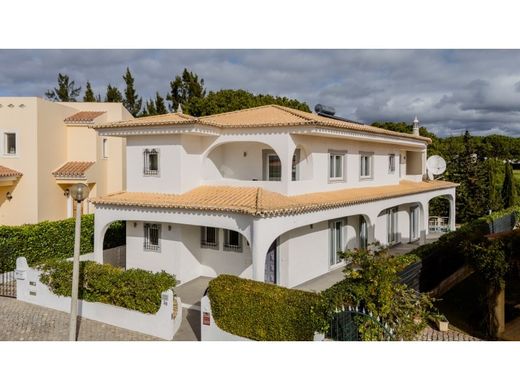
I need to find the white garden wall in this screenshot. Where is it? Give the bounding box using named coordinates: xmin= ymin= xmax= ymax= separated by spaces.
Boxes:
xmin=15 ymin=257 xmax=182 ymax=340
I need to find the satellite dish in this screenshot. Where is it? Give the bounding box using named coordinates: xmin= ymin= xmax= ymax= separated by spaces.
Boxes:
xmin=426 ymin=155 xmax=446 ymax=177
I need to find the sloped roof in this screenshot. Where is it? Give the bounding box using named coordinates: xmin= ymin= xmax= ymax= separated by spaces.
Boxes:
xmin=93 ymin=105 xmax=431 ymax=143
xmin=64 ymin=111 xmax=105 ymax=123
xmin=94 ymin=112 xmax=197 ymax=129
xmin=92 ymin=180 xmax=457 ymax=217
xmin=0 ymin=165 xmax=22 ymax=178
xmin=52 ymin=161 xmax=95 ymax=178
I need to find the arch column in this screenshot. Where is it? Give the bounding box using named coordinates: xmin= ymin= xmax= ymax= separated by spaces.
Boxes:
xmin=93 ymin=208 xmax=115 ymax=264
xmin=420 ymin=200 xmax=429 ymax=244
xmin=449 ymin=195 xmax=456 ymax=231
xmin=251 ymin=218 xmax=278 ymax=282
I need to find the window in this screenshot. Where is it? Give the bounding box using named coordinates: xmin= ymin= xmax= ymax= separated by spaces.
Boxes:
xmin=144 ymin=148 xmax=159 ymax=176
xmin=144 ymin=223 xmax=161 ymax=251
xmin=266 ymin=153 xmax=281 ymax=181
xmin=4 ymin=133 xmax=16 ymax=155
xmin=223 ymin=229 xmax=242 ymax=252
xmin=360 ymin=153 xmax=373 ymax=179
xmin=329 ymin=152 xmax=344 ymax=181
xmin=329 ymin=220 xmax=344 ymax=266
xmin=102 ymin=138 xmax=108 ymax=159
xmin=387 ymin=207 xmax=398 ymax=245
xmin=291 ymin=149 xmax=300 ymax=181
xmin=389 ymin=154 xmax=396 ymax=173
xmin=201 ymin=226 xmax=219 ymax=249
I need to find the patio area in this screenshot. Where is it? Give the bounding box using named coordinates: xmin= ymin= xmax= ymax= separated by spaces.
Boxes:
xmin=294 ymin=232 xmax=443 ymax=292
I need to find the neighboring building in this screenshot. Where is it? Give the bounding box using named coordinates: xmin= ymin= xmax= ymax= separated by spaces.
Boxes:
xmin=92 ymin=105 xmax=457 ymax=287
xmin=0 ymin=97 xmax=132 ymax=225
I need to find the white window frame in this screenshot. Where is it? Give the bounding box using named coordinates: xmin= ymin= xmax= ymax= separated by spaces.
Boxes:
xmin=3 ymin=132 xmax=17 ymax=156
xmin=144 ymin=223 xmax=161 ymax=252
xmin=389 ymin=153 xmax=396 ymax=174
xmin=360 ymin=152 xmax=374 ymax=180
xmin=329 ymin=219 xmax=345 ymax=266
xmin=102 ymin=138 xmax=109 ymax=159
xmin=328 ymin=151 xmax=346 ymax=182
xmin=143 ymin=148 xmax=159 ymax=176
xmin=223 ymin=229 xmax=243 ymax=252
xmin=201 ymin=226 xmax=219 ymax=249
xmin=266 ymin=153 xmax=281 ymax=181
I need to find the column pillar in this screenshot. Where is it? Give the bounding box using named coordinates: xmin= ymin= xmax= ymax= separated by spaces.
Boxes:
xmin=251 ymin=219 xmax=273 ymax=282
xmin=449 ymin=195 xmax=456 ymax=231
xmin=421 ymin=201 xmax=429 ymax=244
xmin=94 ymin=212 xmax=110 ymax=264
xmin=67 ymin=194 xmax=73 ymax=218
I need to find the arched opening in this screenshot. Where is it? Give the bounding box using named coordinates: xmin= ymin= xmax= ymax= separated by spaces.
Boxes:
xmin=203 ymin=141 xmax=283 ymax=182
xmin=100 ymin=220 xmax=126 ymax=268
xmin=428 ymin=195 xmax=452 ymax=234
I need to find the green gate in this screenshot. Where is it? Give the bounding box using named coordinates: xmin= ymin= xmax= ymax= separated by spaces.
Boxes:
xmin=327 ymin=306 xmax=395 ymax=341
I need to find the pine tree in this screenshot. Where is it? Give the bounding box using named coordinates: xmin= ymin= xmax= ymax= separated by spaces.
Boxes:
xmin=122 ymin=68 xmax=142 ymax=116
xmin=155 ymin=92 xmax=167 ymax=114
xmin=104 ymin=84 xmax=123 ymax=102
xmin=83 ymin=81 xmax=96 ymax=102
xmin=143 ymin=99 xmax=157 ymax=116
xmin=501 ymin=163 xmax=517 ymax=208
xmin=45 ymin=73 xmax=81 ymax=102
xmin=166 ymin=68 xmax=206 ymax=111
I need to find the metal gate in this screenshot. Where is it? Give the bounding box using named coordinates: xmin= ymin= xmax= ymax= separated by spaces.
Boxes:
xmin=327 ymin=306 xmax=395 ymax=341
xmin=0 ymin=269 xmax=16 ymax=297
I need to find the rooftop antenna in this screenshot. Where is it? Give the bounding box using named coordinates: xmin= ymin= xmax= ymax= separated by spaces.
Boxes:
xmin=413 ymin=116 xmax=420 ymax=136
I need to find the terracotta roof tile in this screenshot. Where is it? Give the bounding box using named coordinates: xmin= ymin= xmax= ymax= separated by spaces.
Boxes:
xmin=94 ymin=112 xmax=197 ymax=129
xmin=92 ymin=180 xmax=458 ymax=217
xmin=64 ymin=111 xmax=105 ymax=123
xmin=0 ymin=165 xmax=22 ymax=178
xmin=52 ymin=161 xmax=95 ymax=178
xmin=93 ymin=105 xmax=430 ymax=143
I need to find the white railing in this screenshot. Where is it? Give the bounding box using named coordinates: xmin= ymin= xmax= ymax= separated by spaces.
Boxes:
xmin=429 ymin=216 xmax=450 ymax=233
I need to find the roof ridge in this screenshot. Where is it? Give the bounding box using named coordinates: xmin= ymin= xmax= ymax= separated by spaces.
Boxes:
xmin=272 ymin=105 xmax=316 ymax=122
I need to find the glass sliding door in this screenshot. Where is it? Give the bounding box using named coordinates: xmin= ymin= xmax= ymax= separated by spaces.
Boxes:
xmin=410 ymin=206 xmax=419 ymax=242
xmin=387 ymin=207 xmax=398 ymax=245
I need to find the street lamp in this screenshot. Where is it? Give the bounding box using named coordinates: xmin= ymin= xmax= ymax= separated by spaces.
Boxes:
xmin=68 ymin=183 xmax=90 ymax=341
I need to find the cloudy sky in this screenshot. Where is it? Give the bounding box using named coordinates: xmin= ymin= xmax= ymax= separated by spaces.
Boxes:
xmin=1 ymin=49 xmax=520 ymax=137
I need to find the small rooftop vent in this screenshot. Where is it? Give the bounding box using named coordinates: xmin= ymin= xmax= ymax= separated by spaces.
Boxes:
xmin=314 ymin=104 xmax=336 ymax=116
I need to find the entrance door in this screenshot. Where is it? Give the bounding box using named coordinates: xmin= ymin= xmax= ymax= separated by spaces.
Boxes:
xmin=265 ymin=240 xmax=277 ymax=284
xmin=410 ymin=206 xmax=419 ymax=242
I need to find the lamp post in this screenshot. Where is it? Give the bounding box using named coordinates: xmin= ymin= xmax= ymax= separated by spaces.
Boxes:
xmin=68 ymin=183 xmax=89 ymax=341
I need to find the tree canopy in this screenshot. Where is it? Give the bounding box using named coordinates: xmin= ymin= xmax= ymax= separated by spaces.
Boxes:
xmin=104 ymin=84 xmax=123 ymax=103
xmin=45 ymin=73 xmax=81 ymax=102
xmin=184 ymin=89 xmax=311 ymax=116
xmin=83 ymin=81 xmax=97 ymax=102
xmin=166 ymin=68 xmax=206 ymax=112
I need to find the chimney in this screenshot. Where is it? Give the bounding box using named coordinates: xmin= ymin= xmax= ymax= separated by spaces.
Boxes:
xmin=412 ymin=116 xmax=420 ymax=136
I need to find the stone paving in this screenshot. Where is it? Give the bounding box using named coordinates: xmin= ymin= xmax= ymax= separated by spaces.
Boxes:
xmin=416 ymin=325 xmax=480 ymax=341
xmin=0 ymin=297 xmax=161 ymax=341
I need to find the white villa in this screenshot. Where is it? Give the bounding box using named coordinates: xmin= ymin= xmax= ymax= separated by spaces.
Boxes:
xmin=91 ymin=105 xmax=457 ymax=288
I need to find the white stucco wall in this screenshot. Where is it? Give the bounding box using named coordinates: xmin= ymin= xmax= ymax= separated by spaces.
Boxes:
xmin=125 ymin=221 xmax=252 ymax=285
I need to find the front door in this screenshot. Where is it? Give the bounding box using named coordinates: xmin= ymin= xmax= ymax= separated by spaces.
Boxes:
xmin=265 ymin=240 xmax=277 ymax=284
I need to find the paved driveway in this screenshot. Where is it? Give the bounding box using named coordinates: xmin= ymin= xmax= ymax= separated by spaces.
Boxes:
xmin=0 ymin=297 xmax=160 ymax=341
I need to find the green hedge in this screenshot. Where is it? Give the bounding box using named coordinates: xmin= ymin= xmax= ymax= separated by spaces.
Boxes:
xmin=0 ymin=215 xmax=125 ymax=273
xmin=38 ymin=258 xmax=176 ymax=314
xmin=208 ymin=275 xmax=324 ymax=341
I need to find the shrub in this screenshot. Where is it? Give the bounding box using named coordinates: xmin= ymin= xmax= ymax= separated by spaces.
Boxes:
xmin=321 ymin=247 xmax=434 ymax=341
xmin=207 ymin=275 xmax=325 ymax=341
xmin=38 ymin=258 xmax=176 ymax=314
xmin=0 ymin=215 xmax=125 ymax=273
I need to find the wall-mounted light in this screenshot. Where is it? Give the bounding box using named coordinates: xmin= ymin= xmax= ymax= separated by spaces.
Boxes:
xmin=243 ymin=151 xmax=247 ymax=157
xmin=6 ymin=192 xmax=12 ymax=201
xmin=168 ymin=225 xmax=172 ymax=231
xmin=310 ymin=224 xmax=314 ymax=229
xmin=133 ymin=222 xmax=137 ymax=228
xmin=64 ymin=188 xmax=70 ymax=197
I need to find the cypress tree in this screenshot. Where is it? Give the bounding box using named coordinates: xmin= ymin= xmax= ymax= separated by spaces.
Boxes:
xmin=155 ymin=92 xmax=167 ymax=114
xmin=501 ymin=163 xmax=517 ymax=208
xmin=83 ymin=81 xmax=96 ymax=102
xmin=122 ymin=68 xmax=142 ymax=116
